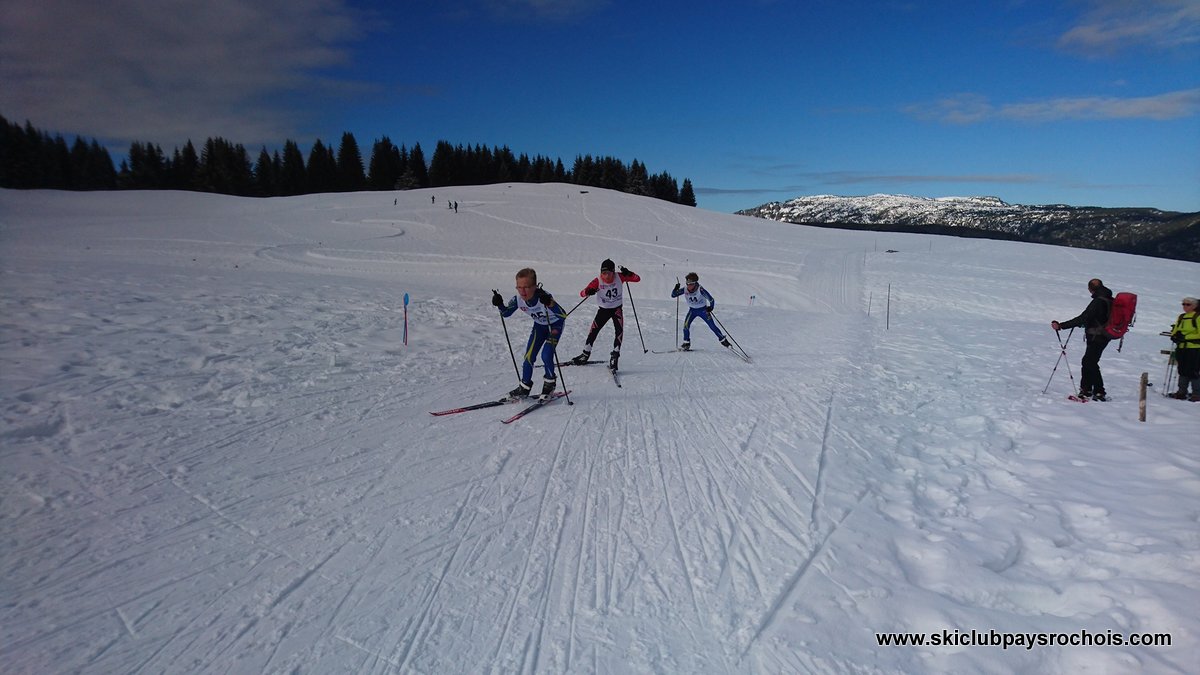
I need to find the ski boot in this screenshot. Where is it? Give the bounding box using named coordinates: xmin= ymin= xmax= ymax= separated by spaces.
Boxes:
xmin=608 ymin=350 xmax=620 ymax=371
xmin=680 ymin=341 xmax=690 ymax=351
xmin=508 ymin=381 xmax=532 ymax=399
xmin=1091 ymin=391 xmax=1108 ymax=402
xmin=720 ymin=338 xmax=731 ymax=348
xmin=571 ymin=349 xmax=592 ymax=365
xmin=539 ymin=376 xmax=557 ymax=401
xmin=1169 ymin=391 xmax=1188 ymax=400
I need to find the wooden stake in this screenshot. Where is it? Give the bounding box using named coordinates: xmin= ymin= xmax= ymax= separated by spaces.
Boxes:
xmin=1139 ymin=372 xmax=1148 ymax=422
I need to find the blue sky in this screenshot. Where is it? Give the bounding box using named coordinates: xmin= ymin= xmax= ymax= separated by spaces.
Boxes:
xmin=2 ymin=0 xmax=1197 ymax=212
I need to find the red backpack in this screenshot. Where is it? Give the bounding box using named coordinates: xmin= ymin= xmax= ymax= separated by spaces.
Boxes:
xmin=1105 ymin=291 xmax=1137 ymax=343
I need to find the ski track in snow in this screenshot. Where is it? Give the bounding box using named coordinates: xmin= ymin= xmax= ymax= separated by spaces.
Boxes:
xmin=1 ymin=185 xmax=1197 ymax=674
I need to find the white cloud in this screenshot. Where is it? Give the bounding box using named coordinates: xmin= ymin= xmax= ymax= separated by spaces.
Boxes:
xmin=482 ymin=0 xmax=611 ymax=21
xmin=0 ymin=0 xmax=365 ymax=145
xmin=906 ymin=88 xmax=1200 ymax=123
xmin=1058 ymin=0 xmax=1200 ymax=56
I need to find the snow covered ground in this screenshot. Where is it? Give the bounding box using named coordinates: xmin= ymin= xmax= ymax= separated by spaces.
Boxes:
xmin=2 ymin=185 xmax=1197 ymax=674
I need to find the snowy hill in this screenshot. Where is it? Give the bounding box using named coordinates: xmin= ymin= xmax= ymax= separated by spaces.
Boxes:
xmin=2 ymin=185 xmax=1198 ymax=673
xmin=738 ymin=194 xmax=1200 ymax=262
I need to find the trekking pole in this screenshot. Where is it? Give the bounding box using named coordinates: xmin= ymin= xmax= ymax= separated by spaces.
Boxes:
xmin=494 ymin=290 xmax=521 ymax=382
xmin=1162 ymin=349 xmax=1176 ymax=397
xmin=624 ymin=280 xmax=648 ymax=353
xmin=711 ymin=313 xmax=751 ymax=360
xmin=564 ymin=295 xmax=588 ymax=317
xmin=1042 ymin=327 xmax=1076 ymax=395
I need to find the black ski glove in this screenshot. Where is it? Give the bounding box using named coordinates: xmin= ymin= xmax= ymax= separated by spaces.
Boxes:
xmin=1172 ymin=331 xmax=1184 ymax=344
xmin=585 ymin=286 xmax=597 ymax=296
xmin=491 ymin=290 xmax=505 ymax=308
xmin=619 ymin=266 xmax=632 ymax=276
xmin=673 ymin=282 xmax=681 ymax=293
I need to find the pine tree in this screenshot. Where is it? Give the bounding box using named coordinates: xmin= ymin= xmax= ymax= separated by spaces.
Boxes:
xmin=336 ymin=132 xmax=365 ymax=191
xmin=367 ymin=136 xmax=402 ymax=190
xmin=306 ymin=140 xmax=338 ymax=193
xmin=627 ymin=160 xmax=649 ymax=196
xmin=171 ymin=141 xmax=199 ymax=190
xmin=679 ymin=178 xmax=697 ymax=207
xmin=254 ymin=147 xmax=278 ymax=196
xmin=408 ymin=143 xmax=429 ymax=188
xmin=280 ymin=140 xmax=307 ymax=195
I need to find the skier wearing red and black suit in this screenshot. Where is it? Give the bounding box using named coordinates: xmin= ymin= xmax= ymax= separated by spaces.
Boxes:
xmin=1051 ymin=278 xmax=1113 ymax=401
xmin=571 ymin=259 xmax=639 ymax=370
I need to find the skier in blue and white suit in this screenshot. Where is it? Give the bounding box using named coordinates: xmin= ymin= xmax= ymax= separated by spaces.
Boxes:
xmin=492 ymin=267 xmax=568 ymax=399
xmin=670 ymin=272 xmax=729 ymax=350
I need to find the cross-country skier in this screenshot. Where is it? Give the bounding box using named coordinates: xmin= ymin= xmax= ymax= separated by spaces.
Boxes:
xmin=492 ymin=268 xmax=567 ymax=399
xmin=571 ymin=259 xmax=640 ymax=370
xmin=671 ymin=272 xmax=729 ymax=351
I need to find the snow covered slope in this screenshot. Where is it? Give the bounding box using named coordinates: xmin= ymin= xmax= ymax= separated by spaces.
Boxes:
xmin=2 ymin=185 xmax=1197 ymax=673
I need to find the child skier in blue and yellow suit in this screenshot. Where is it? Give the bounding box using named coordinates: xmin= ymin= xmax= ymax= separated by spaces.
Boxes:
xmin=671 ymin=272 xmax=729 ymax=350
xmin=492 ymin=267 xmax=568 ymax=399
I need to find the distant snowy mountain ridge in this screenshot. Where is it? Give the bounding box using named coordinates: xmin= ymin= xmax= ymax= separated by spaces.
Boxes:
xmin=738 ymin=194 xmax=1200 ymax=262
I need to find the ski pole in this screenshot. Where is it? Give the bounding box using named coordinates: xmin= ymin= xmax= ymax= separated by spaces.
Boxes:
xmin=1042 ymin=327 xmax=1076 ymax=395
xmin=403 ymin=292 xmax=409 ymax=346
xmin=674 ymin=277 xmax=680 ymax=349
xmin=711 ymin=312 xmax=751 ymax=359
xmin=624 ymin=280 xmax=648 ymax=353
xmin=494 ymin=289 xmax=521 ymax=382
xmin=564 ymin=295 xmax=588 ymax=317
xmin=551 ymin=334 xmax=574 ymax=406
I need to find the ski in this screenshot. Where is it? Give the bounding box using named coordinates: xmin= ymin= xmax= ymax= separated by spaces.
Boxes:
xmin=501 ymin=391 xmax=570 ymax=424
xmin=610 ymin=367 xmax=622 ymax=388
xmin=652 ymin=348 xmax=696 ymax=354
xmin=1067 ymin=395 xmax=1089 ymax=403
xmin=430 ymin=396 xmax=519 ymax=416
xmin=559 ymin=359 xmax=605 ymax=367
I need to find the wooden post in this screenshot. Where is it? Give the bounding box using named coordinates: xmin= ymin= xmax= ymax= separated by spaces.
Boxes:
xmin=886 ymin=283 xmax=891 ymax=330
xmin=1139 ymin=372 xmax=1148 ymax=422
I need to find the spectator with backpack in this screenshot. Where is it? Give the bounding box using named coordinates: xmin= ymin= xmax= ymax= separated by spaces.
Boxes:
xmin=1051 ymin=278 xmax=1114 ymax=401
xmin=1169 ymin=296 xmax=1200 ymax=401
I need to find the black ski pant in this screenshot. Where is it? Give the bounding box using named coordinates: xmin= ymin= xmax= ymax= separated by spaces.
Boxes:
xmin=1175 ymin=348 xmax=1200 ymax=396
xmin=1080 ymin=334 xmax=1111 ymax=396
xmin=583 ymin=306 xmax=624 ymax=353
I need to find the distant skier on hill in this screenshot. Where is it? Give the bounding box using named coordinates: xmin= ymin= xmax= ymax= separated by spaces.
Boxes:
xmin=571 ymin=259 xmax=640 ymax=370
xmin=492 ymin=268 xmax=567 ymax=399
xmin=1051 ymin=278 xmax=1113 ymax=401
xmin=671 ymin=271 xmax=729 ymax=351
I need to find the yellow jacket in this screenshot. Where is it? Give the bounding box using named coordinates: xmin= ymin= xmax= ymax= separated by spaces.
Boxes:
xmin=1171 ymin=311 xmax=1200 ymax=349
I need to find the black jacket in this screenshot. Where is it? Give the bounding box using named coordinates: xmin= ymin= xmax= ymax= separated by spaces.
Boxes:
xmin=1058 ymin=285 xmax=1113 ymax=336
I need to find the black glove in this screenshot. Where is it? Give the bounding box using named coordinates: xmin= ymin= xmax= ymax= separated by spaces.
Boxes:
xmin=491 ymin=291 xmax=505 ymax=308
xmin=673 ymin=282 xmax=681 ymax=293
xmin=585 ymin=286 xmax=597 ymax=296
xmin=1172 ymin=331 xmax=1184 ymax=344
xmin=619 ymin=266 xmax=632 ymax=276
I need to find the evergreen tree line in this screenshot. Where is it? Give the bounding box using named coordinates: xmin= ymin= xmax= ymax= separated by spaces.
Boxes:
xmin=1 ymin=115 xmax=697 ymax=206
